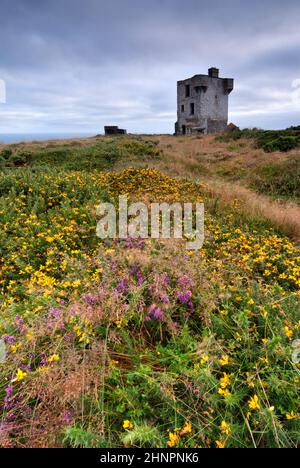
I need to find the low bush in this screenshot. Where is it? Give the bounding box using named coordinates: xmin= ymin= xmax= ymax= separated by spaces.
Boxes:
xmin=217 ymin=128 xmax=300 ymax=153
xmin=251 ymin=157 xmax=300 ymax=199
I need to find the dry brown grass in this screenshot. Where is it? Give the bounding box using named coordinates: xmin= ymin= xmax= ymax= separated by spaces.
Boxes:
xmin=138 ymin=135 xmax=300 ymax=242
xmin=202 ymin=180 xmax=300 ymax=242
xmin=148 ymin=134 xmax=298 ymax=179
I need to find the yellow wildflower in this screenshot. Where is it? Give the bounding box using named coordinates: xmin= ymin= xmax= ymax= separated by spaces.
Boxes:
xmin=286 ymin=411 xmax=298 ymax=420
xmin=248 ymin=394 xmax=260 ymax=411
xmin=181 ymin=422 xmax=192 ymax=435
xmin=284 ymin=326 xmax=293 ymax=340
xmin=218 ymin=388 xmax=231 ymax=397
xmin=123 ymin=420 xmax=134 ymax=430
xmin=12 ymin=368 xmax=27 ymax=382
xmin=10 ymin=343 xmax=21 ymax=354
xmin=37 ymin=366 xmax=50 ymax=373
xmin=219 ymin=355 xmax=230 ymax=366
xmin=47 ymin=354 xmax=60 ymax=363
xmin=167 ymin=431 xmax=180 ymax=448
xmin=200 ymin=355 xmax=209 ymax=365
xmin=216 ymin=440 xmax=225 ymax=449
xmin=220 ymin=421 xmax=231 ymax=435
xmin=220 ymin=372 xmax=231 ymax=389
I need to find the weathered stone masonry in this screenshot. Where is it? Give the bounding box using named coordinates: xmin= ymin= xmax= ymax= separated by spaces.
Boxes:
xmin=175 ymin=67 xmax=234 ymax=135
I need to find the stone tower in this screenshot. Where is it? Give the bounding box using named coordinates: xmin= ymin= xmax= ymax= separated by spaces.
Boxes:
xmin=175 ymin=67 xmax=234 ymax=135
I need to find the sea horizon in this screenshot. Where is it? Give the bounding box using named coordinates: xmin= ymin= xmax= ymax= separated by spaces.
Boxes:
xmin=0 ymin=132 xmax=96 ymax=144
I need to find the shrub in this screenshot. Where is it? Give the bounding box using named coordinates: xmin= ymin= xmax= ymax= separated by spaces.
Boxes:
xmin=217 ymin=129 xmax=300 ymax=153
xmin=257 ymin=133 xmax=300 ymax=152
xmin=0 ymin=148 xmax=13 ymax=160
xmin=0 ymin=148 xmax=31 ymax=168
xmin=10 ymin=150 xmax=32 ymax=166
xmin=251 ymin=157 xmax=300 ymax=199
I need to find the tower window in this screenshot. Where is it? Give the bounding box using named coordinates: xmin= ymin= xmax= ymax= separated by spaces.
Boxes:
xmin=190 ymin=103 xmax=195 ymax=115
xmin=185 ymin=85 xmax=190 ymax=98
xmin=181 ymin=105 xmax=185 ymax=113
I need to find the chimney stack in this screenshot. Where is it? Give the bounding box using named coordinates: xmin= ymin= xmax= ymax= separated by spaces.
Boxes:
xmin=208 ymin=67 xmax=219 ymax=78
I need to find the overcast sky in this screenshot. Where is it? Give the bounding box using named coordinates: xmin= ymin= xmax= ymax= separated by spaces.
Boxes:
xmin=1 ymin=0 xmax=300 ymax=134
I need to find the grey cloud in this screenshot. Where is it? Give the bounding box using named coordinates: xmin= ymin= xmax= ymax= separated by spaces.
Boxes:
xmin=1 ymin=0 xmax=300 ymax=134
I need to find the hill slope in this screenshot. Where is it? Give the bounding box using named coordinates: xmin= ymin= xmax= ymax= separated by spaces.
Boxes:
xmin=0 ymin=135 xmax=299 ymax=448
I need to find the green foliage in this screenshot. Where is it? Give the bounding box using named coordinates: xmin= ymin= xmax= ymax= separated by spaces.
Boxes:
xmin=0 ymin=148 xmax=32 ymax=168
xmin=251 ymin=157 xmax=300 ymax=199
xmin=63 ymin=426 xmax=97 ymax=448
xmin=257 ymin=133 xmax=300 ymax=152
xmin=28 ymin=139 xmax=161 ymax=171
xmin=216 ymin=128 xmax=262 ymax=143
xmin=217 ymin=128 xmax=300 ymax=153
xmin=121 ymin=424 xmax=162 ymax=447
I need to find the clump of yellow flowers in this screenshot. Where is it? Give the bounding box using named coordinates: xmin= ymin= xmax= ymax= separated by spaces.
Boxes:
xmin=12 ymin=368 xmax=27 ymax=382
xmin=167 ymin=422 xmax=192 ymax=447
xmin=248 ymin=395 xmax=260 ymax=411
xmin=123 ymin=420 xmax=134 ymax=430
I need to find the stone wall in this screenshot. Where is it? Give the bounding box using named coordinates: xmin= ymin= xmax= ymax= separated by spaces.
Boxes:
xmin=175 ymin=69 xmax=234 ymax=135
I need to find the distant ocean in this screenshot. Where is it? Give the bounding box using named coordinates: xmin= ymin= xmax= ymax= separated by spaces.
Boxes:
xmin=0 ymin=133 xmax=96 ymax=144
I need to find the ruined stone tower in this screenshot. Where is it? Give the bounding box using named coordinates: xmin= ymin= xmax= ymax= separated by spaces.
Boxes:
xmin=175 ymin=67 xmax=234 ymax=135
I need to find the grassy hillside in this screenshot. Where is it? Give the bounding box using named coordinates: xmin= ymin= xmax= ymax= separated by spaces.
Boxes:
xmin=0 ymin=136 xmax=299 ymax=448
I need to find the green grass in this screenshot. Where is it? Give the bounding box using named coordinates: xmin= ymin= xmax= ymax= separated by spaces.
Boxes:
xmin=0 ymin=138 xmax=161 ymax=171
xmin=217 ymin=128 xmax=300 ymax=152
xmin=251 ymin=157 xmax=300 ymax=200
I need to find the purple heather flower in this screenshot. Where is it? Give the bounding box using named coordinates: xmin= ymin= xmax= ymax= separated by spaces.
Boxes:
xmin=40 ymin=353 xmax=48 ymax=366
xmin=63 ymin=410 xmax=73 ymax=424
xmin=148 ymin=304 xmax=156 ymax=314
xmin=14 ymin=315 xmax=25 ymax=334
xmin=136 ymin=271 xmax=144 ymax=286
xmin=47 ymin=307 xmax=65 ymax=331
xmin=153 ymin=307 xmax=164 ymax=321
xmin=64 ymin=332 xmax=74 ymax=342
xmin=5 ymin=385 xmax=13 ymax=399
xmin=49 ymin=307 xmax=61 ymax=318
xmin=160 ymin=273 xmax=170 ymax=287
xmin=130 ymin=264 xmax=144 ymax=286
xmin=2 ymin=335 xmax=16 ymax=343
xmin=146 ymin=304 xmax=165 ymax=322
xmin=178 ymin=275 xmax=193 ymax=290
xmin=160 ymin=294 xmax=170 ymax=305
xmin=19 ymin=364 xmax=31 ymax=372
xmin=3 ymin=402 xmax=15 ymax=412
xmin=0 ymin=423 xmax=9 ymax=432
xmin=116 ymin=237 xmax=146 ymax=250
xmin=82 ymin=293 xmax=100 ymax=306
xmin=177 ymin=291 xmax=192 ymax=304
xmin=116 ymin=277 xmax=129 ymax=294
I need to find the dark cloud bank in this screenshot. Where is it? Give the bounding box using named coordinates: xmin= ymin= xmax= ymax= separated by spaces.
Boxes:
xmin=1 ymin=0 xmax=300 ymax=134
